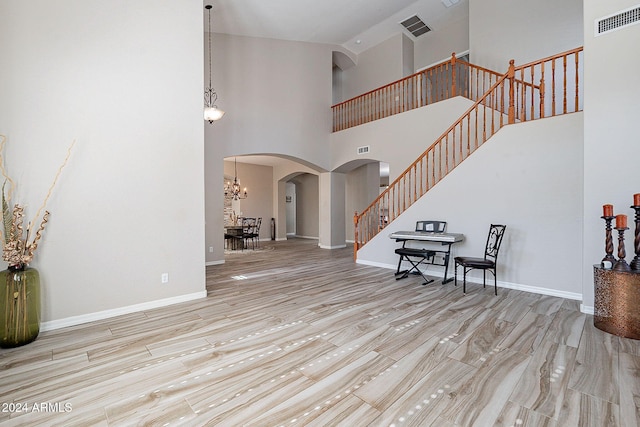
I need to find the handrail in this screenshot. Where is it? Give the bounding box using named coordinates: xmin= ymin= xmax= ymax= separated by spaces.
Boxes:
xmin=353 ymin=47 xmax=583 ymax=259
xmin=332 ymin=53 xmax=504 ymax=132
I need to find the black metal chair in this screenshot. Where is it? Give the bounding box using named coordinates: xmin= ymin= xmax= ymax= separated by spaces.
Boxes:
xmin=241 ymin=217 xmax=257 ymax=250
xmin=252 ymin=217 xmax=262 ymax=248
xmin=454 ymin=224 xmax=506 ymax=295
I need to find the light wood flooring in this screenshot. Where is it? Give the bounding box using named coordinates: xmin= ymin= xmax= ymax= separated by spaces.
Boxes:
xmin=1 ymin=238 xmax=638 ymax=426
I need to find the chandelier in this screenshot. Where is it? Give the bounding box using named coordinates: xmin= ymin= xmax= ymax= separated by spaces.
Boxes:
xmin=204 ymin=4 xmax=225 ymax=123
xmin=225 ymin=158 xmax=247 ymax=200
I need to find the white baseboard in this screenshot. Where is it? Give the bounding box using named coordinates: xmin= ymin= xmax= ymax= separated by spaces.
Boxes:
xmin=319 ymin=244 xmax=347 ymax=249
xmin=206 ymin=260 xmax=225 ymax=266
xmin=40 ymin=291 xmax=207 ymax=332
xmin=356 ymin=259 xmax=396 ymax=270
xmin=581 ymin=304 xmax=594 ymax=315
xmin=356 ymin=259 xmax=585 ymax=305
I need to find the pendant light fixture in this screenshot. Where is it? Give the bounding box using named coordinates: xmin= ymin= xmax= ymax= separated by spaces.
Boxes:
xmin=224 ymin=158 xmax=248 ymax=200
xmin=204 ymin=4 xmax=225 ymax=123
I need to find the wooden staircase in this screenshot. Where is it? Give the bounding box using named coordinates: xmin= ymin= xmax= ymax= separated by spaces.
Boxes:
xmin=346 ymin=47 xmax=584 ymax=259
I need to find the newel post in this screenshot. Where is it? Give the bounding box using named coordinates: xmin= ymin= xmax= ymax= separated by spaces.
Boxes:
xmin=353 ymin=211 xmax=359 ymax=261
xmin=507 ymin=59 xmax=515 ymax=124
xmin=451 ymin=53 xmax=457 ymax=96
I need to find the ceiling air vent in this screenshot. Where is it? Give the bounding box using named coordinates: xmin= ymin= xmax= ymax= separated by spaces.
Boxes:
xmin=595 ymin=4 xmax=640 ymax=36
xmin=400 ymin=15 xmax=431 ymax=38
xmin=357 ymin=145 xmax=370 ymax=155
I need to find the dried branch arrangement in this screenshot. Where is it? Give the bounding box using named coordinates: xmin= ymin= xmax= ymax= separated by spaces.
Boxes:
xmin=0 ymin=135 xmax=75 ymax=268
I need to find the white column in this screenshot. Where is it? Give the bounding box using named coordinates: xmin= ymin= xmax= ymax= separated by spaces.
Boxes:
xmin=319 ymin=172 xmax=346 ymax=249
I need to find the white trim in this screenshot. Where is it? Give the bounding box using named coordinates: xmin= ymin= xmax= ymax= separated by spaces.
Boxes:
xmin=40 ymin=291 xmax=207 ymax=332
xmin=296 ymin=235 xmax=319 ymax=240
xmin=206 ymin=259 xmax=225 ymax=266
xmin=319 ymin=244 xmax=347 ymax=249
xmin=416 ymin=50 xmax=470 ymax=72
xmin=581 ymin=305 xmax=594 ymax=315
xmin=356 ymin=259 xmax=396 ymax=269
xmin=356 ymin=258 xmax=583 ymax=302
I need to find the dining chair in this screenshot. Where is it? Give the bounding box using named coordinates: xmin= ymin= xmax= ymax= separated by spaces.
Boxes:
xmin=454 ymin=224 xmax=506 ymax=295
xmin=241 ymin=217 xmax=257 ymax=250
xmin=249 ymin=217 xmax=262 ymax=249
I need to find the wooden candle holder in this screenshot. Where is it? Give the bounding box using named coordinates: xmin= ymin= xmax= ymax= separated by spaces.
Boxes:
xmin=601 ymin=215 xmax=616 ymax=268
xmin=631 ymin=205 xmax=640 ymax=271
xmin=613 ymin=226 xmax=631 ymax=272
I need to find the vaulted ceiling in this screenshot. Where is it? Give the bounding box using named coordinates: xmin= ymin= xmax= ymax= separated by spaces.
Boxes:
xmin=206 ymin=0 xmax=467 ymax=54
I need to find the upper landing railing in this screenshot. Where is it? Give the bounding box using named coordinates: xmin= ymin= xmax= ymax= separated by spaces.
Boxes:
xmin=332 ymin=54 xmax=503 ymax=132
xmin=353 ymin=47 xmax=584 ymax=258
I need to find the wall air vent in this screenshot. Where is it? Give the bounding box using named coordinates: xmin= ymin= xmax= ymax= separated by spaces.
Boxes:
xmin=595 ymin=4 xmax=640 ymax=36
xmin=399 ymin=15 xmax=431 ymax=38
xmin=357 ymin=145 xmax=370 ymax=155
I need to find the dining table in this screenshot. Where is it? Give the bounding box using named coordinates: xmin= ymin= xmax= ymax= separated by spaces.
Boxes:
xmin=224 ymin=225 xmax=244 ymax=250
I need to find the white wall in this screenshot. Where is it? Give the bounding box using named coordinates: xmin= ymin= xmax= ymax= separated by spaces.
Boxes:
xmin=582 ymin=0 xmax=640 ymax=309
xmin=292 ymin=174 xmax=320 ymax=239
xmin=414 ymin=8 xmax=470 ymax=70
xmin=208 ymin=34 xmax=333 ymax=168
xmin=345 ymin=163 xmax=381 ymax=242
xmin=330 ymin=97 xmax=475 ymax=181
xmin=341 ymin=34 xmax=406 ymax=101
xmin=469 ymin=0 xmax=583 ymax=71
xmin=0 ymin=0 xmax=205 ymax=325
xmin=204 ymin=33 xmax=334 ymax=263
xmin=357 ymin=113 xmax=584 ymax=298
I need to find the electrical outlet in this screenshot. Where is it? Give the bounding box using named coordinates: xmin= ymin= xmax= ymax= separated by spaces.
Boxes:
xmin=161 ymin=273 xmax=169 ymax=283
xmin=209 ymin=246 xmax=213 ymax=253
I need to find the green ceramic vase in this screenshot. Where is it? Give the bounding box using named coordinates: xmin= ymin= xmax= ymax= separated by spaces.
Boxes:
xmin=0 ymin=265 xmax=41 ymax=348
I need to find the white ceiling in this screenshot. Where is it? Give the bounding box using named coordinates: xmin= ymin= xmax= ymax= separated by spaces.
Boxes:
xmin=206 ymin=0 xmax=466 ymax=54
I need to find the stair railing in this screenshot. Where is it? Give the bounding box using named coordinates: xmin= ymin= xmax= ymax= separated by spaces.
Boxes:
xmin=353 ymin=47 xmax=583 ymax=259
xmin=332 ymin=54 xmax=503 ymax=132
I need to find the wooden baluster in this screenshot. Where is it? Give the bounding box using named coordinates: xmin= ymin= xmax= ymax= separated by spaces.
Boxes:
xmin=574 ymin=52 xmax=579 ymax=113
xmin=353 ymin=211 xmax=359 ymax=259
xmin=563 ymin=55 xmax=567 ymax=114
xmin=520 ymin=68 xmax=526 ymax=121
xmin=412 ymin=165 xmax=417 ymax=204
xmin=451 ymin=53 xmax=457 ymax=97
xmin=539 ymin=62 xmax=545 ymax=118
xmin=466 ymin=114 xmax=471 ymax=156
xmin=483 ymin=101 xmax=487 ymax=143
xmin=507 ymin=60 xmax=515 ymax=124
xmin=551 ymin=58 xmax=557 ymax=117
xmin=374 ymin=91 xmax=378 ymax=121
xmin=402 ymin=175 xmax=406 ymax=212
xmin=539 ymin=77 xmax=545 ymax=119
xmin=499 ymin=81 xmax=504 ymax=126
xmin=389 ymin=184 xmax=394 ymax=222
xmin=530 ymin=66 xmax=535 ymax=121
xmin=419 ymin=157 xmax=424 ymax=197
